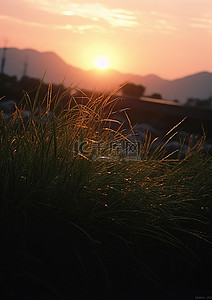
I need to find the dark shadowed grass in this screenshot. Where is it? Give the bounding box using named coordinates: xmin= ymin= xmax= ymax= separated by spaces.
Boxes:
xmin=0 ymin=84 xmax=212 ymax=299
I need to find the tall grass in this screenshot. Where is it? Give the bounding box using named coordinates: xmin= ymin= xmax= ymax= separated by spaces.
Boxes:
xmin=0 ymin=83 xmax=212 ymax=299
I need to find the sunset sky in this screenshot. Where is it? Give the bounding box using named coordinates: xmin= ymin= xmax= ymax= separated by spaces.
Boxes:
xmin=0 ymin=0 xmax=212 ymax=79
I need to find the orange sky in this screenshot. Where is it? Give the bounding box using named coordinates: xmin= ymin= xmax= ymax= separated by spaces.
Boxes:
xmin=1 ymin=0 xmax=212 ymax=79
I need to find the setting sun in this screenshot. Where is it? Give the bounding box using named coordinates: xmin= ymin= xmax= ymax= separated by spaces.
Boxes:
xmin=94 ymin=56 xmax=110 ymax=70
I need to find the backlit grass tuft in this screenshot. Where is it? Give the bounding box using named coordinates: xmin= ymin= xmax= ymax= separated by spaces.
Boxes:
xmin=0 ymin=83 xmax=212 ymax=299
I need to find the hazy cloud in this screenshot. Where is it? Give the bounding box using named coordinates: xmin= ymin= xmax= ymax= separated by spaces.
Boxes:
xmin=190 ymin=16 xmax=212 ymax=29
xmin=0 ymin=14 xmax=105 ymax=34
xmin=134 ymin=11 xmax=179 ymax=34
xmin=24 ymin=1 xmax=139 ymax=29
xmin=20 ymin=0 xmax=207 ymax=35
xmin=0 ymin=15 xmax=47 ymax=28
xmin=55 ymin=23 xmax=105 ymax=33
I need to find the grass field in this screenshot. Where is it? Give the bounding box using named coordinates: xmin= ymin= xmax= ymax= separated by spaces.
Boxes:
xmin=0 ymin=83 xmax=212 ymax=299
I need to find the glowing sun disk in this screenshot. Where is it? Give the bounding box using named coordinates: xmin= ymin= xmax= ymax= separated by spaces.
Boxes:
xmin=94 ymin=56 xmax=110 ymax=69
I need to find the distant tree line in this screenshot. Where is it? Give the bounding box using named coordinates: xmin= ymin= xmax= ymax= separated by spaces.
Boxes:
xmin=0 ymin=75 xmax=164 ymax=108
xmin=0 ymin=73 xmax=69 ymax=109
xmin=120 ymin=83 xmax=163 ymax=99
xmin=121 ymin=83 xmax=146 ymax=97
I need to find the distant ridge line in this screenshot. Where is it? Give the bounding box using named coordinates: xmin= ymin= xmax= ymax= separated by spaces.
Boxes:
xmin=0 ymin=47 xmax=212 ymax=102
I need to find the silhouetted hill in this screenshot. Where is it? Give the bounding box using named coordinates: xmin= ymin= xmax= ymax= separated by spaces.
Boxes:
xmin=162 ymin=72 xmax=212 ymax=101
xmin=0 ymin=48 xmax=85 ymax=86
xmin=1 ymin=48 xmax=212 ymax=102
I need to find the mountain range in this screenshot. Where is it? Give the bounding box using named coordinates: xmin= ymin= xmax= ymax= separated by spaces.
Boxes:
xmin=1 ymin=47 xmax=212 ymax=103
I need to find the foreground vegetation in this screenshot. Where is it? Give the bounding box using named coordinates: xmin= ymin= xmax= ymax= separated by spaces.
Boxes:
xmin=0 ymin=83 xmax=212 ymax=299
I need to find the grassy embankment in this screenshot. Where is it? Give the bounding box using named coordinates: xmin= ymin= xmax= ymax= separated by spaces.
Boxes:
xmin=0 ymin=82 xmax=212 ymax=300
